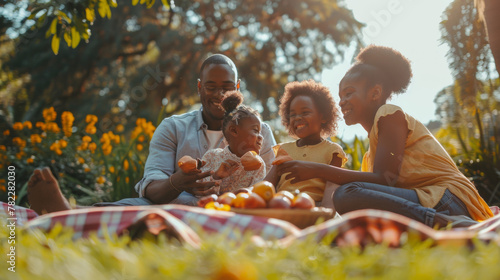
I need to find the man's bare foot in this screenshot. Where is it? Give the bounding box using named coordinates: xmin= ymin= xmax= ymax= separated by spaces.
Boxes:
xmin=28 ymin=167 xmax=72 ymax=215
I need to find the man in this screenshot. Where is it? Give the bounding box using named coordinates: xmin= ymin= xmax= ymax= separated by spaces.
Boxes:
xmin=134 ymin=54 xmax=276 ymax=205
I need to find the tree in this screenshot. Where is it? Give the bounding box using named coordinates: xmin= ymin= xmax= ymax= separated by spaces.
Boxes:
xmin=438 ymin=0 xmax=500 ymax=204
xmin=1 ymin=0 xmax=363 ymax=132
xmin=475 ymin=0 xmax=500 ymax=75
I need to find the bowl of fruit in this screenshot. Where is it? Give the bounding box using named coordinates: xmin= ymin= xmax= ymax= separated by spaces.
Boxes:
xmin=198 ymin=181 xmax=335 ymax=229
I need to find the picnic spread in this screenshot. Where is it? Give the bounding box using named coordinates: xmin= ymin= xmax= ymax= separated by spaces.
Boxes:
xmin=3 ymin=202 xmax=500 ymax=248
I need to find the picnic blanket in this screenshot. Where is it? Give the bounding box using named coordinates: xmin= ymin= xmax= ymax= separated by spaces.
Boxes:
xmin=2 ymin=202 xmax=500 ymax=248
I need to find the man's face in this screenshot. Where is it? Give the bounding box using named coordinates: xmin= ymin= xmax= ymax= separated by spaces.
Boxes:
xmin=198 ymin=64 xmax=239 ymax=124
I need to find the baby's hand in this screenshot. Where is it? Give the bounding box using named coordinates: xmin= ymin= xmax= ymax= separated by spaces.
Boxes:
xmin=214 ymin=159 xmax=239 ymax=180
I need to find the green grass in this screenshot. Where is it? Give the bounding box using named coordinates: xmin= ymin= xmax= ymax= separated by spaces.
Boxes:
xmin=2 ymin=224 xmax=500 ymax=280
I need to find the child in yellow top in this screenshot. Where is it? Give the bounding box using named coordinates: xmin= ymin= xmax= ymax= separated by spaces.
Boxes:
xmin=275 ymin=45 xmax=493 ymax=228
xmin=265 ymin=80 xmax=347 ymax=206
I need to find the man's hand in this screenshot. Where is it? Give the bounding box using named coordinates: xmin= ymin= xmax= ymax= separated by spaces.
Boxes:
xmin=170 ymin=168 xmax=219 ymax=197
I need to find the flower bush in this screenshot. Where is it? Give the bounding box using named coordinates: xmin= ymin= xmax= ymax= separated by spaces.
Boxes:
xmin=0 ymin=107 xmax=156 ymax=206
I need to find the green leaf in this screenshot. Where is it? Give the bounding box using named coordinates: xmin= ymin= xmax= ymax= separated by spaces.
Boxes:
xmin=50 ymin=18 xmax=58 ymax=35
xmin=85 ymin=8 xmax=95 ymax=22
xmin=51 ymin=34 xmax=60 ymax=55
xmin=71 ymin=27 xmax=81 ymax=48
xmin=64 ymin=31 xmax=72 ymax=47
xmin=98 ymin=0 xmax=109 ymax=18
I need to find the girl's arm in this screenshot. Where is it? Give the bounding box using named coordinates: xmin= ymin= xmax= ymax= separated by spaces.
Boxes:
xmin=277 ymin=111 xmax=409 ymax=186
xmin=320 ymin=153 xmax=343 ymax=209
xmin=263 ymin=165 xmax=280 ymax=191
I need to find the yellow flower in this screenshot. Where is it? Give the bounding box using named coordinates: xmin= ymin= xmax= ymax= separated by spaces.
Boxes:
xmin=36 ymin=122 xmax=46 ymax=131
xmin=13 ymin=122 xmax=23 ymax=130
xmin=86 ymin=114 xmax=98 ymax=124
xmin=43 ymin=107 xmax=57 ymax=122
xmin=0 ymin=185 xmax=5 ymax=192
xmin=109 ymin=166 xmax=115 ymax=173
xmin=136 ymin=144 xmax=143 ymax=151
xmin=82 ymin=136 xmax=92 ymax=142
xmin=123 ymin=159 xmax=129 ymax=171
xmin=116 ymin=124 xmax=124 ymax=133
xmin=61 ymin=111 xmax=75 ymax=137
xmin=23 ymin=121 xmax=33 ymax=129
xmin=103 ymin=145 xmax=112 ymax=155
xmin=27 ymin=158 xmax=34 ymax=164
xmin=47 ymin=122 xmax=60 ymax=133
xmin=86 ymin=124 xmax=96 ymax=135
xmin=3 ymin=130 xmax=9 ymax=136
xmin=125 ymin=177 xmax=130 ymax=183
xmin=96 ymin=176 xmax=106 ymax=184
xmin=59 ymin=139 xmax=68 ymax=148
xmin=12 ymin=137 xmax=27 ymax=148
xmin=89 ymin=142 xmax=97 ymax=153
xmin=84 ymin=167 xmax=91 ymax=172
xmin=79 ymin=142 xmax=89 ymax=151
xmin=138 ymin=135 xmax=145 ymax=142
xmin=0 ymin=145 xmax=6 ymax=151
xmin=30 ymin=134 xmax=42 ymax=144
xmin=78 ymin=157 xmax=85 ymax=164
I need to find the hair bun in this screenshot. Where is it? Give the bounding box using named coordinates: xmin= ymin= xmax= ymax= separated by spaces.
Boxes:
xmin=356 ymin=45 xmax=413 ymax=94
xmin=221 ymin=91 xmax=244 ymax=114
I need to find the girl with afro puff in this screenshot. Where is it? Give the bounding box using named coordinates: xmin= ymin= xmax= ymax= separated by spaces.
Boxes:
xmin=275 ymin=45 xmax=493 ymax=228
xmin=265 ymin=79 xmax=347 ymax=207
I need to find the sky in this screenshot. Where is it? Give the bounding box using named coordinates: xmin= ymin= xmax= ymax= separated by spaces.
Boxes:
xmin=321 ymin=0 xmax=455 ymax=140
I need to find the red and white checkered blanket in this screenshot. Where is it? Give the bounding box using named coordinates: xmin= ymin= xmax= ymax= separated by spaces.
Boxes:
xmin=2 ymin=202 xmax=499 ymax=248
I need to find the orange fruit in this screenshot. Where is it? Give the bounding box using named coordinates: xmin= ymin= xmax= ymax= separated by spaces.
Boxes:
xmin=252 ymin=181 xmax=275 ymax=202
xmin=232 ymin=193 xmax=250 ymax=208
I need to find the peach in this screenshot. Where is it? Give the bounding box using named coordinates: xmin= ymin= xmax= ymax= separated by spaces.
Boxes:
xmin=275 ymin=190 xmax=295 ymax=201
xmin=197 ymin=194 xmax=218 ymax=208
xmin=268 ymin=196 xmax=292 ymax=209
xmin=217 ymin=192 xmax=237 ymax=205
xmin=241 ymin=151 xmax=262 ymax=171
xmin=292 ymin=192 xmax=315 ymax=209
xmin=245 ymin=193 xmax=267 ymax=209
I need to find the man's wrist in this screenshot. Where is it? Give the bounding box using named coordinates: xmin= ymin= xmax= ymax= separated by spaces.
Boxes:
xmin=169 ymin=173 xmax=183 ymax=193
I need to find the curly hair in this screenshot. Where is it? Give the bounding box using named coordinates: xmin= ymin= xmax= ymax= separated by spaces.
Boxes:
xmin=343 ymin=45 xmax=413 ymax=98
xmin=279 ymin=79 xmax=339 ymax=138
xmin=221 ymin=91 xmax=261 ymax=138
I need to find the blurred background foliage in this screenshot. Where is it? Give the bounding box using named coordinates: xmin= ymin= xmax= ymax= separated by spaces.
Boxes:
xmin=0 ymin=0 xmax=363 ymax=205
xmin=1 ymin=0 xmax=500 ymax=207
xmin=0 ymin=0 xmax=363 ymax=129
xmin=436 ymin=0 xmax=500 ymax=205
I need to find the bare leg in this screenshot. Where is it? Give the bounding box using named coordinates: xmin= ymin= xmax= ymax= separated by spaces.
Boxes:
xmin=28 ymin=167 xmax=72 ymax=215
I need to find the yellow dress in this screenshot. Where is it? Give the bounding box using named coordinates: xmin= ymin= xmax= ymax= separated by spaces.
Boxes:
xmin=361 ymin=104 xmax=493 ymax=221
xmin=275 ymin=140 xmax=347 ymax=202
